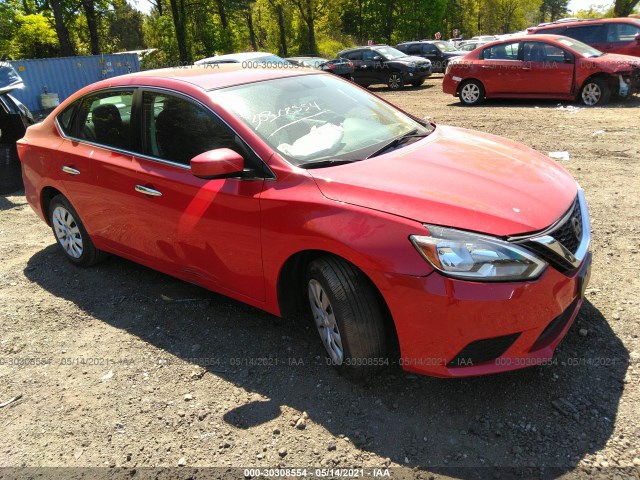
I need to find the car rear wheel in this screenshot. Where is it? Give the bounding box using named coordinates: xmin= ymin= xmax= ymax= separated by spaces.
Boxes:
xmin=306 ymin=256 xmax=387 ymax=379
xmin=459 ymin=80 xmax=485 ymax=106
xmin=48 ymin=195 xmax=107 ymax=267
xmin=387 ymin=73 xmax=405 ymax=90
xmin=580 ymin=78 xmax=610 ymax=106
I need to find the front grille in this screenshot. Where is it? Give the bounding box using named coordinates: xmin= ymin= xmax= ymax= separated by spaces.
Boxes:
xmin=550 ymin=198 xmax=582 ymax=254
xmin=447 ymin=333 xmax=521 ymax=368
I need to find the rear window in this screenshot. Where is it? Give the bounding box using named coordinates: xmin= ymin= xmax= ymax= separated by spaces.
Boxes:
xmin=56 ymin=101 xmax=80 ymax=136
xmin=607 ymin=22 xmax=640 ymax=43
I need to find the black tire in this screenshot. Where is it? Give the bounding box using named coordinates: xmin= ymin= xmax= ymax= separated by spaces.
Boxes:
xmin=306 ymin=255 xmax=387 ymax=379
xmin=579 ymin=77 xmax=611 ymax=106
xmin=458 ymin=79 xmax=485 ymax=106
xmin=48 ymin=194 xmax=107 ymax=267
xmin=387 ymin=73 xmax=405 ymax=90
xmin=410 ymin=79 xmax=425 ymax=87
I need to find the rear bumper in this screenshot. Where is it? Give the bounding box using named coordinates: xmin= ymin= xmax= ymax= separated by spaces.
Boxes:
xmin=377 ymin=253 xmax=592 ymax=377
xmin=442 ymin=74 xmax=459 ymax=95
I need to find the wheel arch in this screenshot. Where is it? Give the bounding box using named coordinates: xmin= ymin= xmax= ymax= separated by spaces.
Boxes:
xmin=579 ymin=72 xmax=615 ymax=91
xmin=456 ymin=77 xmax=484 ymax=96
xmin=276 ymin=249 xmax=399 ymax=354
xmin=40 ymin=186 xmax=65 ymax=226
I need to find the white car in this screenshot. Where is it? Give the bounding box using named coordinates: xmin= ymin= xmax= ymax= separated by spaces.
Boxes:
xmin=194 ymin=51 xmax=290 ymax=66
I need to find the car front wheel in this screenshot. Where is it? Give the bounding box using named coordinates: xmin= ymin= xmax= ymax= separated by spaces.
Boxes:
xmin=580 ymin=78 xmax=610 ymax=106
xmin=459 ymin=79 xmax=485 ymax=106
xmin=306 ymin=256 xmax=387 ymax=379
xmin=387 ymin=73 xmax=405 ymax=90
xmin=48 ymin=194 xmax=107 ymax=267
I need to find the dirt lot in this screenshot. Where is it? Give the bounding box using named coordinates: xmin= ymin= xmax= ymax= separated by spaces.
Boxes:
xmin=1 ymin=76 xmax=639 ymax=480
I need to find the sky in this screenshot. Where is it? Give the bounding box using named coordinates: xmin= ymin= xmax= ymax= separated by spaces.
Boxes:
xmin=567 ymin=0 xmax=613 ymax=12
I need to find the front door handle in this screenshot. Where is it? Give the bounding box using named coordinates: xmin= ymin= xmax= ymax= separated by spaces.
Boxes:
xmin=62 ymin=166 xmax=80 ymax=175
xmin=135 ymin=185 xmax=162 ymax=197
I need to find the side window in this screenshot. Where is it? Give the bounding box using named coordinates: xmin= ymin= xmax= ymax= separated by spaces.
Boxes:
xmin=522 ymin=42 xmax=568 ymax=62
xmin=565 ymin=25 xmax=605 ymax=43
xmin=344 ymin=51 xmax=362 ymax=61
xmin=142 ymin=92 xmax=237 ymax=166
xmin=56 ymin=100 xmax=80 ymax=136
xmin=76 ymin=90 xmax=134 ymax=150
xmin=423 ymin=44 xmax=438 ymax=54
xmin=482 ymin=42 xmax=520 ymax=60
xmin=406 ymin=44 xmax=422 ymax=55
xmin=607 ymin=23 xmax=640 ymax=43
xmin=362 ymin=50 xmax=375 ymax=61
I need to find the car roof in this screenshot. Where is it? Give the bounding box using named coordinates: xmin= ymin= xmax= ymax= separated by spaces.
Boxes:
xmin=89 ymin=64 xmax=319 ymax=92
xmin=531 ymin=17 xmax=640 ymax=29
xmin=339 ymin=45 xmax=390 ymax=52
xmin=194 ymin=51 xmax=277 ymax=65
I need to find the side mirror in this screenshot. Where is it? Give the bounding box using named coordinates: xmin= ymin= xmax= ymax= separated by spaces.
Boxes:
xmin=190 ymin=148 xmax=244 ymax=179
xmin=372 ymin=55 xmax=382 ymax=61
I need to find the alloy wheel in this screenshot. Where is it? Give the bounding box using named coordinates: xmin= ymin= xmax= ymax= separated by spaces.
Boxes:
xmin=582 ymin=83 xmax=601 ymax=106
xmin=52 ymin=206 xmax=84 ymax=258
xmin=461 ymin=83 xmax=480 ymax=104
xmin=308 ymin=279 xmax=344 ymax=364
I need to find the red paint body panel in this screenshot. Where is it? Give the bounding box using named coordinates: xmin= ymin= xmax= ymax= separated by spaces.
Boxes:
xmin=18 ymin=66 xmax=592 ymax=378
xmin=309 ymin=125 xmax=577 ymax=236
xmin=443 ymin=35 xmax=640 ymax=101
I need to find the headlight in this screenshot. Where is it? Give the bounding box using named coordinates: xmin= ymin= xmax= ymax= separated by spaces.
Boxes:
xmin=410 ymin=225 xmax=547 ymax=281
xmin=407 ymin=62 xmax=416 ymax=69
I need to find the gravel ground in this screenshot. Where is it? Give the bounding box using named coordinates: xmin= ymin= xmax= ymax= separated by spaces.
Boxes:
xmin=0 ymin=76 xmax=639 ymax=480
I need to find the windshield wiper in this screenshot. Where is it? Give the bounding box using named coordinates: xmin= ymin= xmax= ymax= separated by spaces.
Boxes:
xmin=300 ymin=159 xmax=360 ymax=169
xmin=366 ymin=129 xmax=430 ymax=159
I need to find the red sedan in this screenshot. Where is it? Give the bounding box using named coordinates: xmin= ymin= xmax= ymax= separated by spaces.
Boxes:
xmin=443 ymin=35 xmax=640 ymax=106
xmin=18 ymin=66 xmax=591 ymax=378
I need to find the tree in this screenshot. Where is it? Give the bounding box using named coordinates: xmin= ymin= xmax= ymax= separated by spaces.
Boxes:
xmin=538 ymin=0 xmax=568 ymax=22
xmin=168 ymin=0 xmax=189 ymax=62
xmin=80 ymin=0 xmax=101 ymax=54
xmin=108 ymin=0 xmax=145 ymax=51
xmin=12 ymin=14 xmax=60 ymax=58
xmin=614 ymin=0 xmax=639 ymax=16
xmin=46 ymin=0 xmax=75 ymax=56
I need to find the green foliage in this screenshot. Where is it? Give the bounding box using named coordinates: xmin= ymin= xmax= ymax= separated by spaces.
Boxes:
xmin=12 ymin=14 xmax=60 ymax=59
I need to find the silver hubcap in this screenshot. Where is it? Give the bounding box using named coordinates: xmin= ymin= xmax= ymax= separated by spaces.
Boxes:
xmin=582 ymin=83 xmax=601 ymax=106
xmin=52 ymin=206 xmax=83 ymax=258
xmin=388 ymin=75 xmax=402 ymax=89
xmin=461 ymin=83 xmax=480 ymax=104
xmin=308 ymin=279 xmax=343 ymax=365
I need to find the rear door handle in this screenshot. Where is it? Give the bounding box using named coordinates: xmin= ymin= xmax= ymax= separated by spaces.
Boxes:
xmin=62 ymin=166 xmax=80 ymax=175
xmin=135 ymin=185 xmax=162 ymax=197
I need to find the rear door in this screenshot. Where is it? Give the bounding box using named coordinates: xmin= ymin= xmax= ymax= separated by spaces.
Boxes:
xmin=605 ymin=21 xmax=640 ymax=56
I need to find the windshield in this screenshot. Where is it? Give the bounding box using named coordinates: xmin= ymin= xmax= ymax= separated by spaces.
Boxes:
xmin=211 ymin=74 xmax=432 ymax=166
xmin=556 ymin=37 xmax=603 ymax=58
xmin=373 ymin=46 xmax=407 ymax=59
xmin=434 ymin=41 xmax=457 ymax=52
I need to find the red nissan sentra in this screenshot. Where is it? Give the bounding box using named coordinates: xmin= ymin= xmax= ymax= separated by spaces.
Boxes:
xmin=17 ymin=65 xmax=592 ymax=379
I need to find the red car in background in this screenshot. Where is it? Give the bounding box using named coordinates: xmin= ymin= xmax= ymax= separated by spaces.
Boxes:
xmin=443 ymin=35 xmax=640 ymax=106
xmin=18 ymin=66 xmax=591 ymax=379
xmin=528 ymin=17 xmax=640 ymax=58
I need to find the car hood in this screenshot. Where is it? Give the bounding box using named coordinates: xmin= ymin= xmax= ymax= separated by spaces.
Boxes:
xmin=398 ymin=56 xmax=431 ymax=64
xmin=308 ymin=125 xmax=577 ymax=237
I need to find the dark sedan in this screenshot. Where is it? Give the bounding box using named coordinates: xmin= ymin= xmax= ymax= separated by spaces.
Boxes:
xmin=396 ymin=40 xmax=467 ymax=72
xmin=285 ymin=56 xmax=354 ymax=79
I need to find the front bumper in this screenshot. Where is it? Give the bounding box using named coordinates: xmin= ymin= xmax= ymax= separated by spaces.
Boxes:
xmin=380 ymin=254 xmax=591 ymax=377
xmin=378 ymin=188 xmax=592 ymax=377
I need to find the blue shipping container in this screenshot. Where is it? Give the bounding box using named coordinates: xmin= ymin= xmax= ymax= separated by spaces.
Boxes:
xmin=9 ymin=53 xmax=140 ymax=112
